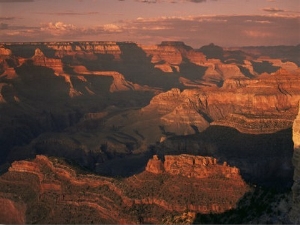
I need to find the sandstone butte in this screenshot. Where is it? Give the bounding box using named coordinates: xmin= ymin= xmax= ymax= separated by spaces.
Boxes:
xmin=0 ymin=154 xmax=250 ymax=224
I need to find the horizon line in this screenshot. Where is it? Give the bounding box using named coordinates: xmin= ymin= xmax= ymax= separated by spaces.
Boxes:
xmin=1 ymin=41 xmax=300 ymax=49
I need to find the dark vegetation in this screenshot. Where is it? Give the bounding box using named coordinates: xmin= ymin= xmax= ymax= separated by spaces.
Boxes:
xmin=194 ymin=186 xmax=292 ymax=224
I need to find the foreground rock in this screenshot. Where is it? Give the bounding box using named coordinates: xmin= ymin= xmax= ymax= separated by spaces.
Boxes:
xmin=0 ymin=155 xmax=250 ymax=224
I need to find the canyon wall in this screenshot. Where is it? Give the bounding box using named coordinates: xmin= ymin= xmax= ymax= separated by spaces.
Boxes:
xmin=0 ymin=41 xmax=299 ymax=184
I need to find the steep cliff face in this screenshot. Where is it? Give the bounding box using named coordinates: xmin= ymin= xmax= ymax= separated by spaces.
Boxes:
xmin=0 ymin=155 xmax=250 ymax=224
xmin=290 ymin=103 xmax=300 ymax=223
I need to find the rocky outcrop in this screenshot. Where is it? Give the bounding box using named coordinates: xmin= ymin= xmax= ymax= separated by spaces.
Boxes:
xmin=142 ymin=88 xmax=183 ymax=115
xmin=141 ymin=41 xmax=206 ymax=73
xmin=0 ymin=155 xmax=250 ymax=224
xmin=202 ymin=59 xmax=245 ymax=84
xmin=32 ymin=48 xmax=63 ymax=74
xmin=290 ymin=102 xmax=300 ymax=223
xmin=146 ymin=154 xmax=240 ymax=179
xmin=145 ymin=155 xmax=164 ymax=174
xmin=0 ymin=46 xmax=12 ymax=56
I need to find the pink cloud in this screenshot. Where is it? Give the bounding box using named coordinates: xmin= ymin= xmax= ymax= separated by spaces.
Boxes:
xmin=243 ymin=30 xmax=273 ymax=38
xmin=41 ymin=22 xmax=77 ymax=36
xmin=1 ymin=15 xmax=299 ymax=47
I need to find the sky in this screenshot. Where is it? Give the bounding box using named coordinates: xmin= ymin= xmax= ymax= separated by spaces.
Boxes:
xmin=0 ymin=0 xmax=299 ymax=47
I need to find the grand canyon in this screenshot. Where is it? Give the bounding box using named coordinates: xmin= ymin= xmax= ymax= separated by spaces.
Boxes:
xmin=0 ymin=41 xmax=300 ymax=224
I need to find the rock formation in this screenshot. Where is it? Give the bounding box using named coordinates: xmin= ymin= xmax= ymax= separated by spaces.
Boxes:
xmin=0 ymin=41 xmax=299 ymax=223
xmin=0 ymin=41 xmax=298 ymax=172
xmin=146 ymin=154 xmax=240 ymax=179
xmin=0 ymin=45 xmax=12 ymax=56
xmin=32 ymin=48 xmax=63 ymax=74
xmin=290 ymin=102 xmax=300 ymax=223
xmin=0 ymin=155 xmax=250 ymax=224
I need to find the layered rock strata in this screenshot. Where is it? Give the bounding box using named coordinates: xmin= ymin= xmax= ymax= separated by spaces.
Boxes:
xmin=0 ymin=155 xmax=250 ymax=224
xmin=141 ymin=69 xmax=300 ymax=135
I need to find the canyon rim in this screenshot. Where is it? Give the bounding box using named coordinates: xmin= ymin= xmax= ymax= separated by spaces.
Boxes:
xmin=0 ymin=41 xmax=299 ymax=223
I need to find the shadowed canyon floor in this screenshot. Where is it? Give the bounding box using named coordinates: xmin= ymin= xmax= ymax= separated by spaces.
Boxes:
xmin=0 ymin=41 xmax=300 ymax=223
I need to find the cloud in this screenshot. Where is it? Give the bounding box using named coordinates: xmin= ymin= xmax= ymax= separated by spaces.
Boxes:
xmin=243 ymin=30 xmax=272 ymax=38
xmin=116 ymin=15 xmax=300 ymax=46
xmin=39 ymin=21 xmax=123 ymax=39
xmin=102 ymin=24 xmax=123 ymax=32
xmin=134 ymin=0 xmax=207 ymax=3
xmin=135 ymin=0 xmax=159 ymax=3
xmin=40 ymin=22 xmax=77 ymax=36
xmin=36 ymin=11 xmax=99 ymax=16
xmin=1 ymin=15 xmax=299 ymax=46
xmin=262 ymin=7 xmax=285 ymax=13
xmin=188 ymin=0 xmax=206 ymax=2
xmin=0 ymin=0 xmax=34 ymax=2
xmin=245 ymin=19 xmax=272 ymax=24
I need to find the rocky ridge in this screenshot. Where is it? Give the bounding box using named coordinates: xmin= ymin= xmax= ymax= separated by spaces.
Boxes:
xmin=0 ymin=154 xmax=250 ymax=224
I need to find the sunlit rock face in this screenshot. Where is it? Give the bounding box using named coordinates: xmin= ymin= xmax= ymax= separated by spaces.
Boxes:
xmin=146 ymin=154 xmax=240 ymax=179
xmin=32 ymin=48 xmax=64 ymax=73
xmin=0 ymin=46 xmax=12 ymax=56
xmin=290 ymin=103 xmax=300 ymax=223
xmin=141 ymin=69 xmax=300 ymax=136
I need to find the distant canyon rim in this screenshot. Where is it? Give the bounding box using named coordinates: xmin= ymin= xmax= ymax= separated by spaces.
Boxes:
xmin=0 ymin=41 xmax=300 ymax=223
